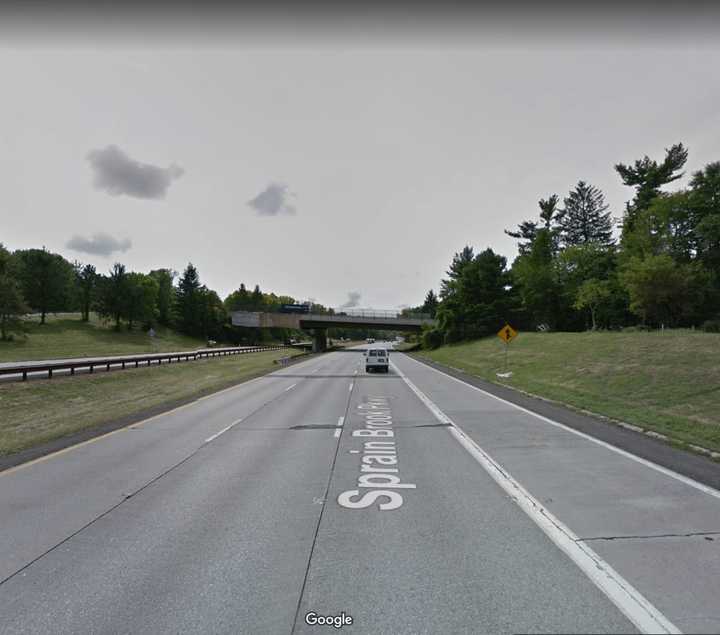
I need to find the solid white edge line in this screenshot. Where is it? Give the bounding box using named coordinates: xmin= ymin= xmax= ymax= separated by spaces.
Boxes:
xmin=390 ymin=361 xmax=681 ymax=635
xmin=204 ymin=418 xmax=244 ymax=444
xmin=399 ymin=354 xmax=720 ymax=501
xmin=337 ymin=416 xmax=345 ymax=427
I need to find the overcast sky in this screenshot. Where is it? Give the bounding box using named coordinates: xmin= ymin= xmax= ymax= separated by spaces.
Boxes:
xmin=2 ymin=4 xmax=719 ymax=310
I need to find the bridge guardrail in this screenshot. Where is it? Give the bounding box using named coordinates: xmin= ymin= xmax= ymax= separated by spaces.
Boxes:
xmin=330 ymin=309 xmax=432 ymax=320
xmin=0 ymin=345 xmax=288 ymax=382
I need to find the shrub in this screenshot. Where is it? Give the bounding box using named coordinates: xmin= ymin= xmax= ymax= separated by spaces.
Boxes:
xmin=422 ymin=328 xmax=444 ymax=350
xmin=702 ymin=319 xmax=720 ymax=333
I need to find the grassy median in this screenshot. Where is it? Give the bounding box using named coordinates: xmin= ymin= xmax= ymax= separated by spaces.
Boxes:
xmin=0 ymin=348 xmax=304 ymax=457
xmin=0 ymin=313 xmax=208 ymax=362
xmin=417 ymin=330 xmax=720 ymax=453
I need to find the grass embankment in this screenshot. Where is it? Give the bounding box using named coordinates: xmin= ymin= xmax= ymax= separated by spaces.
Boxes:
xmin=0 ymin=313 xmax=207 ymax=362
xmin=0 ymin=348 xmax=305 ymax=457
xmin=417 ymin=330 xmax=720 ymax=453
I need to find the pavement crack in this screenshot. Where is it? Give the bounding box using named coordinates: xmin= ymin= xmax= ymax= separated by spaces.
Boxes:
xmin=578 ymin=531 xmax=720 ymax=542
xmin=290 ymin=370 xmax=354 ymax=634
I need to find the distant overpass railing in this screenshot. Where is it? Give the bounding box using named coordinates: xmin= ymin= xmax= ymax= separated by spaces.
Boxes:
xmin=331 ymin=309 xmax=432 ymax=320
xmin=0 ymin=345 xmax=288 ymax=382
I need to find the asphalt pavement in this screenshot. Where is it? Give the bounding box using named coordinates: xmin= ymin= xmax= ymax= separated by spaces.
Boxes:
xmin=1 ymin=345 xmax=718 ymax=634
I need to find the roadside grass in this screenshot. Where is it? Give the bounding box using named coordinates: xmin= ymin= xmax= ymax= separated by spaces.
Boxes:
xmin=0 ymin=348 xmax=304 ymax=457
xmin=0 ymin=313 xmax=207 ymax=362
xmin=417 ymin=330 xmax=720 ymax=453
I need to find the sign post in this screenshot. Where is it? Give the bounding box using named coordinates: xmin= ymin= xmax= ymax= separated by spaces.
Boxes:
xmin=496 ymin=323 xmax=518 ymax=374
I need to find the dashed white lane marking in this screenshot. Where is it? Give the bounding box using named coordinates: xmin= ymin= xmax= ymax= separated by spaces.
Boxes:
xmin=337 ymin=416 xmax=345 ymax=427
xmin=204 ymin=418 xmax=244 ymax=444
xmin=353 ymin=369 xmax=358 ymax=376
xmin=349 ymin=450 xmax=359 ymax=454
xmin=334 ymin=429 xmax=341 ymax=438
xmin=285 ymin=383 xmax=297 ymax=392
xmin=391 ymin=361 xmax=680 ymax=635
xmin=400 ymin=354 xmax=720 ymax=502
xmin=348 ymin=383 xmax=354 ymax=392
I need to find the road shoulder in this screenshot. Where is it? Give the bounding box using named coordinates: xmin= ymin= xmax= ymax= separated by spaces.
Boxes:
xmin=408 ymin=353 xmax=720 ymax=491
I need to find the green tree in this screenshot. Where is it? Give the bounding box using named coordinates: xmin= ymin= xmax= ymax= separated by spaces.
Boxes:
xmin=615 ymin=143 xmax=688 ymax=238
xmin=0 ymin=244 xmax=29 ymax=341
xmin=421 ymin=289 xmax=439 ymax=318
xmin=511 ymin=229 xmax=561 ymax=329
xmin=75 ymin=263 xmax=97 ymax=322
xmin=619 ymin=255 xmax=713 ymax=326
xmin=125 ymin=273 xmax=159 ymax=331
xmin=250 ymin=284 xmax=263 ymax=311
xmin=13 ymin=248 xmax=75 ymax=324
xmin=438 ymin=247 xmax=514 ymax=341
xmin=688 ymin=162 xmax=720 ymax=277
xmin=198 ymin=286 xmax=227 ymax=340
xmin=558 ymin=181 xmax=614 ymax=247
xmin=506 ymin=194 xmax=562 ymax=256
xmin=148 ymin=269 xmax=176 ymax=326
xmin=224 ymin=283 xmax=251 ymax=312
xmin=175 ymin=263 xmax=202 ymax=336
xmin=96 ymin=263 xmax=128 ymax=330
xmin=573 ymin=279 xmax=612 ymax=331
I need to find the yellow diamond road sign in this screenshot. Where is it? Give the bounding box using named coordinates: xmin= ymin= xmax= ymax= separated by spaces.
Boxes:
xmin=497 ymin=324 xmax=518 ymax=344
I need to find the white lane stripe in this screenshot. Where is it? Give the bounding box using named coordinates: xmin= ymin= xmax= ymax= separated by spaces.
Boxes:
xmin=349 ymin=383 xmax=354 ymax=392
xmin=334 ymin=428 xmax=341 ymax=438
xmin=391 ymin=361 xmax=680 ymax=635
xmin=204 ymin=418 xmax=244 ymax=444
xmin=337 ymin=416 xmax=345 ymax=427
xmin=399 ymin=354 xmax=720 ymax=501
xmin=285 ymin=383 xmax=297 ymax=392
xmin=353 ymin=369 xmax=358 ymax=376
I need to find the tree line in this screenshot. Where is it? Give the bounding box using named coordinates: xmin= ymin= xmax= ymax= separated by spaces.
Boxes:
xmin=419 ymin=143 xmax=720 ymax=348
xmin=0 ymin=249 xmax=311 ymax=344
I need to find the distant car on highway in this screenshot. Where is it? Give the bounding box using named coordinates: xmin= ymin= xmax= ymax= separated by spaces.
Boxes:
xmin=365 ymin=348 xmax=389 ymax=373
xmin=366 ymin=337 xmax=375 ymax=343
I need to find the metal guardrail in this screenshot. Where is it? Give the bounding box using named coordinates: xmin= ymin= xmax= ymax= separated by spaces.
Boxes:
xmin=0 ymin=345 xmax=288 ymax=382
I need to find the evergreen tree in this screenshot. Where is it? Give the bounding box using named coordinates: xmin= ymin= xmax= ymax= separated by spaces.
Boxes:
xmin=440 ymin=246 xmax=474 ymax=299
xmin=506 ymin=195 xmax=562 ymax=255
xmin=421 ymin=289 xmax=439 ymax=318
xmin=504 ymin=220 xmax=538 ymax=256
xmin=437 ymin=247 xmax=514 ymax=341
xmin=558 ymin=181 xmax=614 ymax=247
xmin=250 ymin=284 xmax=263 ymax=310
xmin=615 ymin=143 xmax=688 ymax=237
xmin=175 ymin=263 xmax=202 ymax=336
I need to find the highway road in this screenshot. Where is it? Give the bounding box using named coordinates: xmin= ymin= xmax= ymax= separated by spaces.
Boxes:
xmin=1 ymin=345 xmax=719 ymax=633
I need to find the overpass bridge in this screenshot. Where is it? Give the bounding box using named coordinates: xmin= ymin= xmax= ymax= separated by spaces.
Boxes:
xmin=231 ymin=310 xmax=436 ymax=352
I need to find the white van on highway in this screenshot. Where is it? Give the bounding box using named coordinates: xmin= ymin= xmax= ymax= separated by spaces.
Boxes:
xmin=365 ymin=348 xmax=389 ymax=373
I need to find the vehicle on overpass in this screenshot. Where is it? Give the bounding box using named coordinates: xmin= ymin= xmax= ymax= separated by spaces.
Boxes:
xmin=279 ymin=303 xmax=311 ymax=314
xmin=365 ymin=348 xmax=389 ymax=373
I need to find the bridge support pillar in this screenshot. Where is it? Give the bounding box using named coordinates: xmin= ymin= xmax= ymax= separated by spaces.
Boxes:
xmin=312 ymin=329 xmax=328 ymax=353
